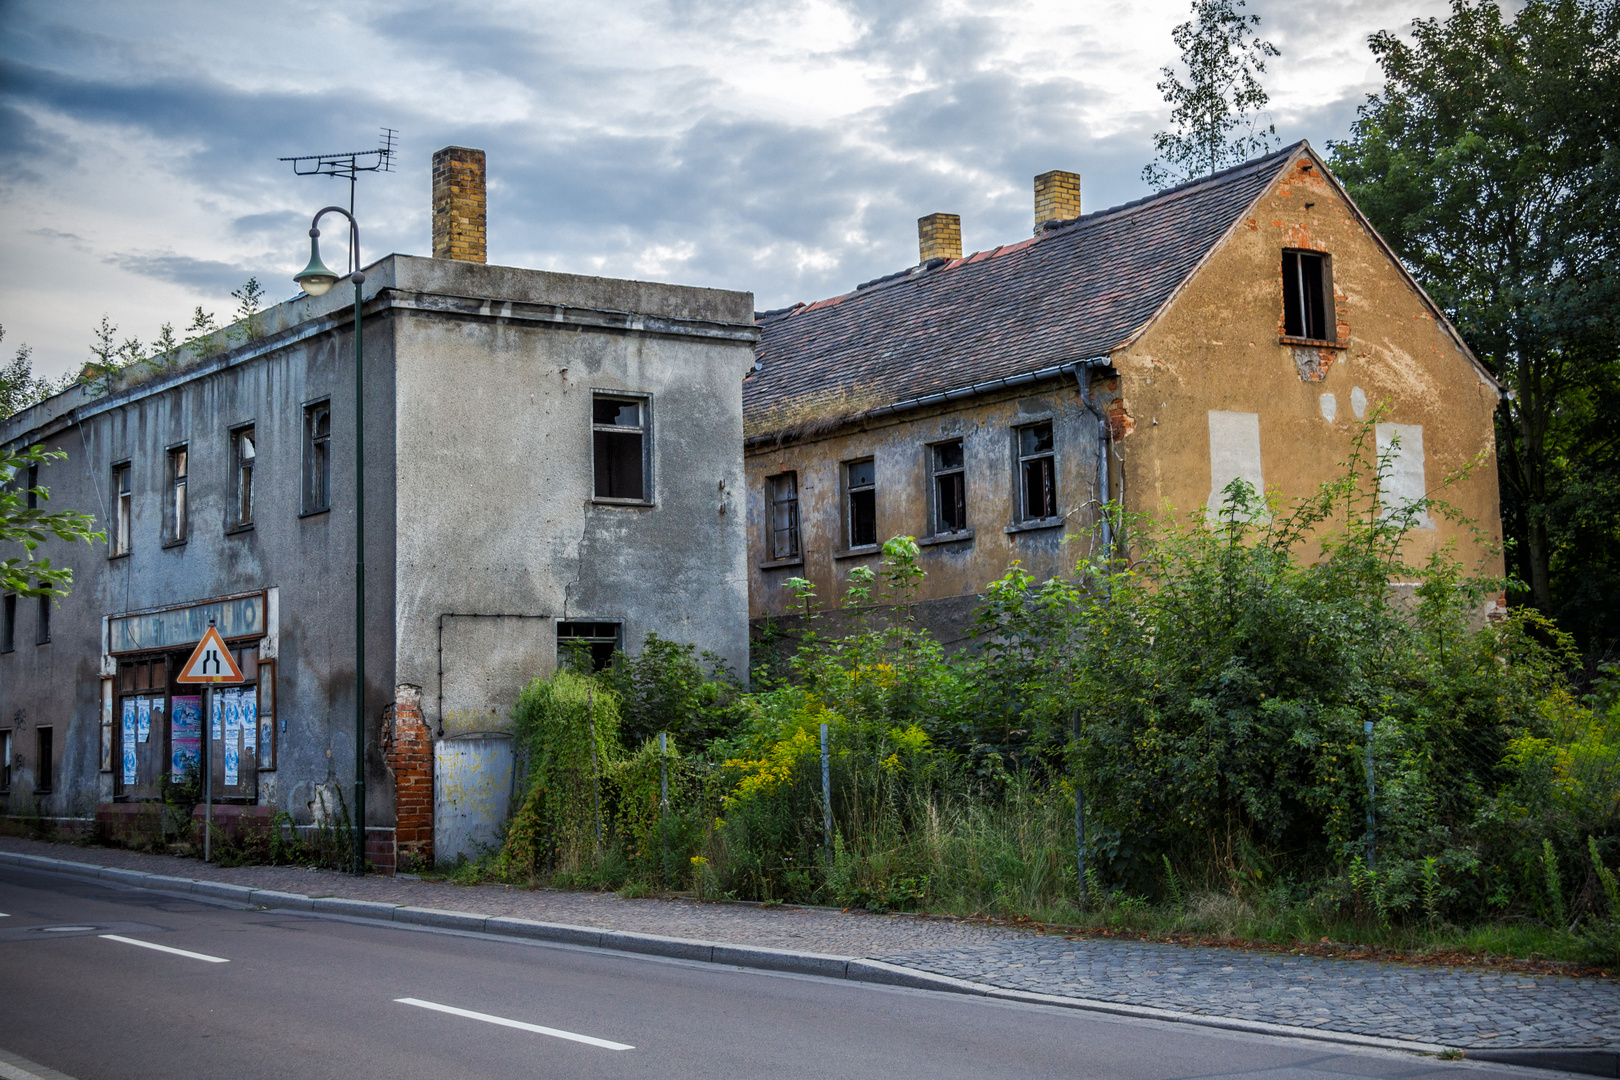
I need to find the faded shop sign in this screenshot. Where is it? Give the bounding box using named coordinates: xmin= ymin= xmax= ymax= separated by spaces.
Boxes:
xmin=110 ymin=594 xmax=264 ymax=654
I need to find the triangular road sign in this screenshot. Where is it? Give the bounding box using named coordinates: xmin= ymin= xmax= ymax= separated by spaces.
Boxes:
xmin=176 ymin=626 xmax=245 ymax=684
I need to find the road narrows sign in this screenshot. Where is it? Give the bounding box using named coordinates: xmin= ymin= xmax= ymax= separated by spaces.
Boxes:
xmin=176 ymin=626 xmax=245 ymax=684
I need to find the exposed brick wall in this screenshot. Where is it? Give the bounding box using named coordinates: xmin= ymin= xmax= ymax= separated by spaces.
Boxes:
xmin=388 ymin=683 xmax=433 ymax=871
xmin=1034 ymin=170 xmax=1081 ymax=229
xmin=917 ymin=212 xmax=962 ymax=263
xmin=432 ymin=146 xmax=487 ymax=263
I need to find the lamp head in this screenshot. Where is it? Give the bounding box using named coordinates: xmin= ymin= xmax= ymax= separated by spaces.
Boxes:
xmin=293 ymin=228 xmax=339 ymax=297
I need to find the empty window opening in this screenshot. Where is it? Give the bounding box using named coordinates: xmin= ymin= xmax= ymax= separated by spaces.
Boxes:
xmin=1017 ymin=423 xmax=1057 ymax=521
xmin=304 ymin=401 xmax=331 ymax=513
xmin=1 ymin=594 xmax=13 ymax=653
xmin=932 ymin=440 xmax=967 ymax=534
xmin=35 ymin=727 xmax=51 ymax=793
xmin=768 ymin=472 xmax=800 ymax=560
xmin=592 ymin=395 xmax=648 ymax=500
xmin=557 ymin=621 xmax=621 ymax=672
xmin=166 ymin=446 xmax=188 ymax=543
xmin=846 ymin=458 xmax=876 ymax=548
xmin=232 ymin=427 xmax=255 ymax=527
xmin=112 ymin=462 xmax=132 ymax=556
xmin=1283 ymin=250 xmax=1332 ymax=341
xmin=0 ymin=730 xmax=9 ymax=792
xmin=25 ymin=464 xmax=37 ymax=510
xmin=35 ymin=595 xmax=49 ymax=645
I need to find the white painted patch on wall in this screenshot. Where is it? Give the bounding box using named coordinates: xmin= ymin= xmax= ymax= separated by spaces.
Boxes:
xmin=1319 ymin=393 xmax=1337 ymax=422
xmin=1351 ymin=386 xmax=1368 ymax=419
xmin=1207 ymin=411 xmax=1266 ymax=520
xmin=1376 ymin=422 xmax=1434 ymax=528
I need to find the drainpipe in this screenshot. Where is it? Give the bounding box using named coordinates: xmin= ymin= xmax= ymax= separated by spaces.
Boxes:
xmin=1072 ymin=363 xmax=1112 ymax=562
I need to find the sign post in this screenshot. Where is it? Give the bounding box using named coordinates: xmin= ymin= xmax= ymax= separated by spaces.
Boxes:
xmin=177 ymin=620 xmax=246 ymax=862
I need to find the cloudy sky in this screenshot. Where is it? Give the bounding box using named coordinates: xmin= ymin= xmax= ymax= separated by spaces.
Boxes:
xmin=0 ymin=0 xmax=1448 ymax=381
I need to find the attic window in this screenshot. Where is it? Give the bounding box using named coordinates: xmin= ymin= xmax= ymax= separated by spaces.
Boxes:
xmin=1282 ymin=250 xmax=1333 ymax=342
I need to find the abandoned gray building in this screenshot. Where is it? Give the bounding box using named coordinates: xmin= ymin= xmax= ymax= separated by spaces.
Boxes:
xmin=0 ymin=147 xmax=756 ymax=866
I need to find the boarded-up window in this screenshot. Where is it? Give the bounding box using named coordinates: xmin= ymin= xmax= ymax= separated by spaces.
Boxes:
xmin=1207 ymin=411 xmax=1266 ymax=521
xmin=1375 ymin=423 xmax=1433 ymax=528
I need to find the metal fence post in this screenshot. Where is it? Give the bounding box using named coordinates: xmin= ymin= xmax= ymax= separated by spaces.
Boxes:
xmin=659 ymin=731 xmax=668 ymax=881
xmin=820 ymin=722 xmax=832 ymax=872
xmin=1364 ymin=718 xmax=1376 ymax=871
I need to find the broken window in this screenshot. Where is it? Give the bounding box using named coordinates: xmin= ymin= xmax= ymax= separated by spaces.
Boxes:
xmin=557 ymin=621 xmax=621 ymax=672
xmin=166 ymin=445 xmax=188 ymax=543
xmin=303 ymin=401 xmax=330 ymax=513
xmin=1282 ymin=250 xmax=1333 ymax=342
xmin=932 ymin=440 xmax=967 ymax=534
xmin=767 ymin=472 xmax=800 ymax=560
xmin=1 ymin=594 xmax=13 ymax=653
xmin=35 ymin=727 xmax=51 ymax=793
xmin=1017 ymin=422 xmax=1057 ymax=521
xmin=593 ymin=395 xmax=648 ymax=501
xmin=112 ymin=462 xmax=132 ymax=556
xmin=231 ymin=426 xmax=255 ymax=528
xmin=845 ymin=458 xmax=876 ymax=548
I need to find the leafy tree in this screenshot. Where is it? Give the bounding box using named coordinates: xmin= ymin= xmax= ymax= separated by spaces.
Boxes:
xmin=1329 ymin=0 xmax=1620 ymax=654
xmin=1 ymin=444 xmax=102 ymax=598
xmin=0 ymin=328 xmax=63 ymax=419
xmin=1143 ymin=0 xmax=1279 ymax=188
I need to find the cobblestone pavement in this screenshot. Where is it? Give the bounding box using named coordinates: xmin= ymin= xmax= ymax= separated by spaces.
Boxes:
xmin=877 ymin=940 xmax=1620 ymax=1049
xmin=6 ymin=837 xmax=1615 ymax=1049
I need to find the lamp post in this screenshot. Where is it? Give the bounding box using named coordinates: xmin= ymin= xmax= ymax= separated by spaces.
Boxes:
xmin=294 ymin=207 xmax=367 ymax=877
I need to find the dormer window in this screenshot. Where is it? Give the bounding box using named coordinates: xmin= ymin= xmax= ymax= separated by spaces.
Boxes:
xmin=1282 ymin=250 xmax=1333 ymax=342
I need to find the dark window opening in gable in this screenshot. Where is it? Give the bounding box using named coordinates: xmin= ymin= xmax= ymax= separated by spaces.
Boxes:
xmin=592 ymin=395 xmax=648 ymax=501
xmin=1283 ymin=250 xmax=1332 ymax=341
xmin=1018 ymin=422 xmax=1057 ymax=521
xmin=932 ymin=440 xmax=967 ymax=534
xmin=846 ymin=458 xmax=876 ymax=548
xmin=768 ymin=472 xmax=800 ymax=560
xmin=557 ymin=621 xmax=621 ymax=672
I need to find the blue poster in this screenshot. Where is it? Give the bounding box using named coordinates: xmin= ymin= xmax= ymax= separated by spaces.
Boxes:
xmin=171 ymin=696 xmax=201 ymax=777
xmin=224 ymin=739 xmax=239 ymax=786
xmin=224 ymin=692 xmax=239 ymax=738
xmin=137 ymin=697 xmax=151 ymax=743
xmin=121 ymin=700 xmax=137 ymax=785
xmin=239 ymin=690 xmax=257 ymax=752
xmin=211 ymin=692 xmax=222 ymax=740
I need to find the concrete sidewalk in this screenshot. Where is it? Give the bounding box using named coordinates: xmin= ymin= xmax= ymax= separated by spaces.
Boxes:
xmin=3 ymin=836 xmax=1615 ymax=1069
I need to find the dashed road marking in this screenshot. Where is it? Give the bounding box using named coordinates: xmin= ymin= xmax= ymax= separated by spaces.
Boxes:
xmin=394 ymin=998 xmax=633 ymax=1050
xmin=98 ymin=934 xmax=229 ymax=963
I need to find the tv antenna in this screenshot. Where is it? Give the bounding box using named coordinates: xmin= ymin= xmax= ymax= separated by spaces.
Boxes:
xmin=279 ymin=128 xmax=397 ymax=270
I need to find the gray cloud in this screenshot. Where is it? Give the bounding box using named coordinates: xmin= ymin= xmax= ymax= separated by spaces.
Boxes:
xmin=105 ymin=251 xmax=262 ymax=293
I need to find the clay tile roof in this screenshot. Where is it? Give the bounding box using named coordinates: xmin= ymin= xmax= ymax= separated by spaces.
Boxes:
xmin=745 ymin=143 xmax=1303 ymax=436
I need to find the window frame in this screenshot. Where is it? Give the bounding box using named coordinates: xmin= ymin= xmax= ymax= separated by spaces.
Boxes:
xmin=1 ymin=594 xmax=14 ymax=653
xmin=25 ymin=464 xmax=37 ymax=510
xmin=929 ymin=439 xmax=968 ymax=536
xmin=302 ymin=399 xmax=332 ymax=516
xmin=765 ymin=471 xmax=802 ymax=563
xmin=229 ymin=424 xmax=256 ymax=531
xmin=111 ymin=460 xmax=133 ymax=557
xmin=1015 ymin=421 xmax=1058 ymax=523
xmin=256 ymin=659 xmax=277 ymax=770
xmin=0 ymin=729 xmax=10 ymax=793
xmin=590 ymin=392 xmax=653 ymax=504
xmin=35 ymin=594 xmax=50 ymax=645
xmin=164 ymin=443 xmax=189 ymax=546
xmin=1281 ymin=249 xmax=1335 ymax=344
xmin=35 ymin=726 xmax=52 ymax=793
xmin=843 ymin=457 xmax=877 ymax=551
xmin=556 ymin=620 xmax=623 ymax=672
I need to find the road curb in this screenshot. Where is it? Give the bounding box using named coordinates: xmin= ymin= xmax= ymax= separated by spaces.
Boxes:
xmin=7 ymin=849 xmax=1610 ymax=1072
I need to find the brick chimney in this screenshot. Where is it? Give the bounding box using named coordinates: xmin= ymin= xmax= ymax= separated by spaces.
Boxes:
xmin=1033 ymin=170 xmax=1081 ymax=232
xmin=432 ymin=146 xmax=487 ymax=263
xmin=917 ymin=213 xmax=962 ymax=263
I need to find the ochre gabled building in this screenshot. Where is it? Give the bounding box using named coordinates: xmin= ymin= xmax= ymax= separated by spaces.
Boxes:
xmin=743 ymin=142 xmax=1504 ymax=639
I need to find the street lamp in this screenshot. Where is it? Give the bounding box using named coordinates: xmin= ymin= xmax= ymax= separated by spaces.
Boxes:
xmin=296 ymin=206 xmax=368 ymax=877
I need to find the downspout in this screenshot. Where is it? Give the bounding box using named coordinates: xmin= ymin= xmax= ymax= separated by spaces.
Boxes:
xmin=1072 ymin=362 xmax=1112 ymax=562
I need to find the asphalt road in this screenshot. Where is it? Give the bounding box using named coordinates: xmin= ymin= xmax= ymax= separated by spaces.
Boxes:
xmin=0 ymin=865 xmax=1570 ymax=1080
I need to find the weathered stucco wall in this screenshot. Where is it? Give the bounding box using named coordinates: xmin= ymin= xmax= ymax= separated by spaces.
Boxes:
xmin=389 ymin=257 xmax=756 ymax=731
xmin=0 ymin=296 xmax=399 ymax=824
xmin=1114 ymin=152 xmax=1503 ymax=574
xmin=744 ymin=385 xmax=1108 ymax=633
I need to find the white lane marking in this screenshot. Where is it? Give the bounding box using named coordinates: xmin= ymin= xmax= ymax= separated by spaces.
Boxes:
xmin=394 ymin=998 xmax=633 ymax=1050
xmin=98 ymin=934 xmax=229 ymax=963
